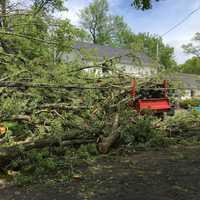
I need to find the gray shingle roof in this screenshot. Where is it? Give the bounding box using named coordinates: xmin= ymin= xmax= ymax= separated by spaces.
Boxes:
xmin=73 ymin=42 xmax=152 ymax=65
xmin=168 ymin=73 xmax=200 ymax=89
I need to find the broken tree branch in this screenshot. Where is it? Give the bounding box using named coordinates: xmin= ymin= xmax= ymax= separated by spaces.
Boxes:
xmin=97 ymin=113 xmax=120 ymax=154
xmin=0 ymin=31 xmax=57 ymax=45
xmin=0 ymin=81 xmax=114 ymax=90
xmin=38 ymin=103 xmax=92 ymax=111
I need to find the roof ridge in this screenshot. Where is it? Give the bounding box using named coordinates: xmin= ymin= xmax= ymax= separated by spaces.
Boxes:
xmin=74 ymin=41 xmax=130 ymax=51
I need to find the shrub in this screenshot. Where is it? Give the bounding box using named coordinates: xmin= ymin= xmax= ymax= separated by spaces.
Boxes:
xmin=121 ymin=113 xmax=163 ymax=146
xmin=179 ymin=98 xmax=200 ymax=109
xmin=14 ymin=174 xmax=33 ymax=186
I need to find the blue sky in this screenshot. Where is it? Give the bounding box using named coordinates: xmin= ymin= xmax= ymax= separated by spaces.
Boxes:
xmin=60 ymin=0 xmax=200 ymax=64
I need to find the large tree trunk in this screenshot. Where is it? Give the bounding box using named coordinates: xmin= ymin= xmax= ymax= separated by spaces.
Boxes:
xmin=97 ymin=113 xmax=120 ymax=154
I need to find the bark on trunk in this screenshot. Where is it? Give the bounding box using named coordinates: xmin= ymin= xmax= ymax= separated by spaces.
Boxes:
xmin=97 ymin=113 xmax=120 ymax=154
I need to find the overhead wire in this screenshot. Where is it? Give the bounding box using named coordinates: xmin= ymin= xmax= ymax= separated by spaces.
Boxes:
xmin=156 ymin=4 xmax=200 ymax=61
xmin=161 ymin=5 xmax=200 ymax=37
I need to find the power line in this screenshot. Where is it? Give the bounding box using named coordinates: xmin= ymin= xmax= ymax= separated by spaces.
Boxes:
xmin=156 ymin=5 xmax=200 ymax=61
xmin=161 ymin=5 xmax=200 ymax=37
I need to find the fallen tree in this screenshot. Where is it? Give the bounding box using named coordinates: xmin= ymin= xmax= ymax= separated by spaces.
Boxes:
xmin=1 ymin=0 xmax=199 ymax=179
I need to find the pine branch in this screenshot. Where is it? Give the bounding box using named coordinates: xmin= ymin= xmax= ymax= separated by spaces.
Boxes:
xmin=0 ymin=31 xmax=57 ymax=45
xmin=0 ymin=81 xmax=115 ymax=90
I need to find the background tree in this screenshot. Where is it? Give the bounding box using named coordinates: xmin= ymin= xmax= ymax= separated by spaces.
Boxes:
xmin=182 ymin=32 xmax=200 ymax=58
xmin=79 ymin=0 xmax=133 ymax=46
xmin=180 ymin=57 xmax=200 ymax=75
xmin=120 ymin=33 xmax=176 ymax=69
xmin=0 ymin=0 xmax=86 ymax=83
xmin=109 ymin=16 xmax=134 ymax=47
xmin=180 ymin=33 xmax=200 ymax=74
xmin=79 ymin=0 xmax=111 ymax=44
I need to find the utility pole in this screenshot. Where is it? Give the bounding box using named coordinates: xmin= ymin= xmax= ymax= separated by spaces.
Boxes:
xmin=0 ymin=0 xmax=7 ymax=46
xmin=156 ymin=40 xmax=160 ymax=72
xmin=0 ymin=0 xmax=7 ymax=28
xmin=156 ymin=42 xmax=159 ymax=60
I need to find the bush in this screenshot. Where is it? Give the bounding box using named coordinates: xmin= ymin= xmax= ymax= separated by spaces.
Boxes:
xmin=163 ymin=110 xmax=200 ymax=135
xmin=13 ymin=149 xmax=58 ymax=175
xmin=14 ymin=174 xmax=34 ymax=186
xmin=179 ymin=98 xmax=200 ymax=109
xmin=148 ymin=136 xmax=172 ymax=148
xmin=121 ymin=113 xmax=163 ymax=146
xmin=77 ymin=144 xmax=98 ymax=159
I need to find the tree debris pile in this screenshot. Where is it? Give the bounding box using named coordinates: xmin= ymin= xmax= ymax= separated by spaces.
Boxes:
xmin=0 ymin=52 xmax=133 ymax=168
xmin=1 ymin=68 xmax=200 ymax=179
xmin=160 ymin=110 xmax=200 ymax=137
xmin=0 ymin=58 xmax=199 ymax=173
xmin=0 ymin=2 xmax=199 ymax=180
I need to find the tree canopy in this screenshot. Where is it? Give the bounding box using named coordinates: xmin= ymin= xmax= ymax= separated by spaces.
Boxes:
xmin=79 ymin=0 xmax=110 ymax=44
xmin=132 ymin=0 xmax=160 ymax=10
xmin=121 ymin=33 xmax=177 ymax=69
xmin=79 ymin=0 xmax=132 ymax=45
xmin=180 ymin=57 xmax=200 ymax=75
xmin=182 ymin=32 xmax=200 ymax=58
xmin=180 ymin=33 xmax=200 ymax=75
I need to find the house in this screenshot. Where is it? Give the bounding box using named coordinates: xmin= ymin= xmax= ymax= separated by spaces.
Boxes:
xmin=65 ymin=42 xmax=200 ymax=100
xmin=65 ymin=42 xmax=156 ymax=77
xmin=167 ymin=73 xmax=200 ymax=99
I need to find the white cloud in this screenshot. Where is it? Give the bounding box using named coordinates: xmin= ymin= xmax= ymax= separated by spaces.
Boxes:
xmin=163 ymin=9 xmax=200 ymax=64
xmin=57 ymin=0 xmax=92 ymax=25
xmin=166 ymin=40 xmax=193 ymax=64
